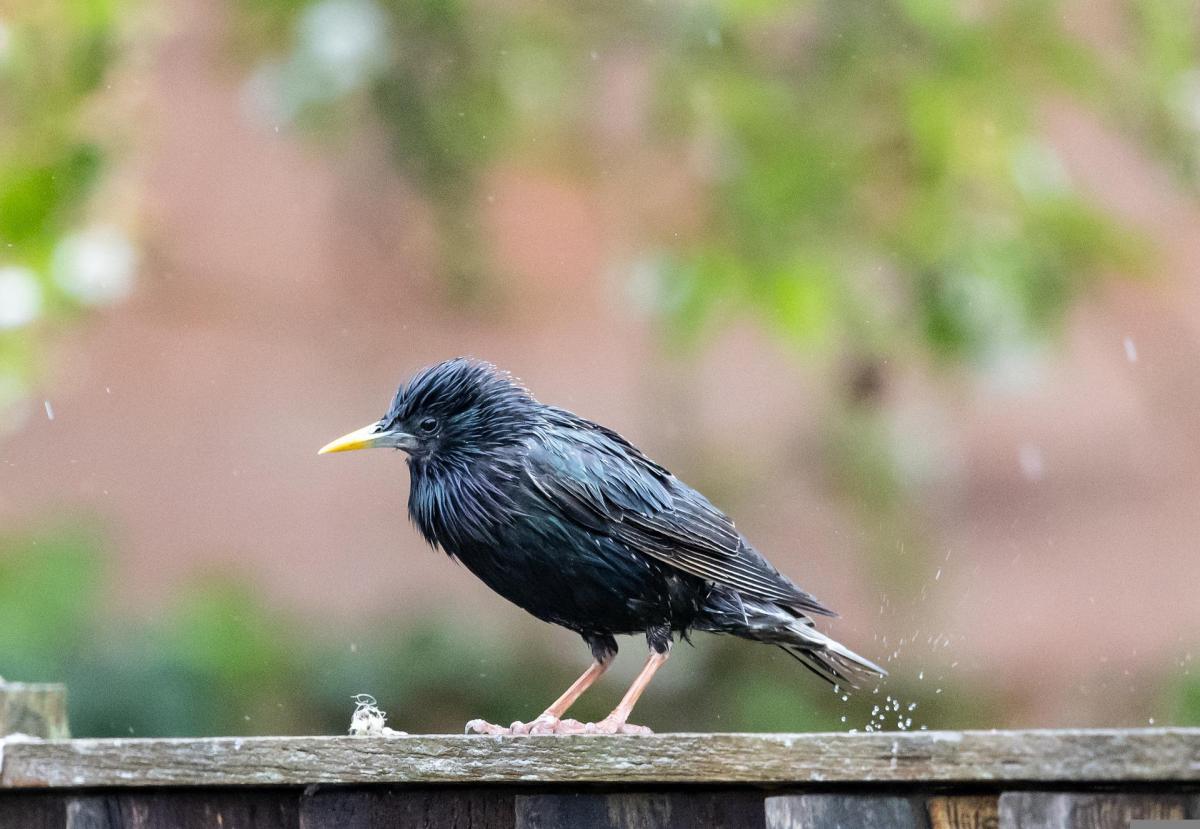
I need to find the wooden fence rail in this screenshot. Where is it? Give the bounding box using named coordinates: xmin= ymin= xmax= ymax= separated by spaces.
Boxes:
xmin=0 ymin=683 xmax=1197 ymax=828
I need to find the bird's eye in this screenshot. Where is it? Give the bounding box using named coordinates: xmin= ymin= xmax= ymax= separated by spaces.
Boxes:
xmin=418 ymin=416 xmax=439 ymax=435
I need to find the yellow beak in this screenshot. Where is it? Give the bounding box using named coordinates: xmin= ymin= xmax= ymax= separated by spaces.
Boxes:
xmin=318 ymin=422 xmax=390 ymax=455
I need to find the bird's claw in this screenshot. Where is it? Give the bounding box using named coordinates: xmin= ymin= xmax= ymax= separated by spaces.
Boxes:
xmin=524 ymin=718 xmax=555 ymax=735
xmin=464 ymin=718 xmax=510 ymax=736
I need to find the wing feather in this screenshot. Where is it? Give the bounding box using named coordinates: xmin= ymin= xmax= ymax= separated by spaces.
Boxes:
xmin=525 ymin=410 xmax=835 ymax=617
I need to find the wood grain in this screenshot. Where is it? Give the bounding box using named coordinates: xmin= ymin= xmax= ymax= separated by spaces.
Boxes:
xmin=765 ymin=794 xmax=924 ymax=828
xmin=2 ymin=729 xmax=1198 ymax=789
xmin=928 ymin=795 xmax=999 ymax=829
xmin=998 ymin=792 xmax=1191 ymax=828
xmin=57 ymin=791 xmax=299 ymax=829
xmin=300 ymin=787 xmax=514 ymax=829
xmin=516 ymin=791 xmax=765 ymax=829
xmin=0 ymin=792 xmax=66 ymax=829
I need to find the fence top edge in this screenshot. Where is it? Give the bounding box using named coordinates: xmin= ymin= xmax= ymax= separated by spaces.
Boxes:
xmin=2 ymin=728 xmax=1198 ymax=790
xmin=15 ymin=726 xmax=1200 ymax=746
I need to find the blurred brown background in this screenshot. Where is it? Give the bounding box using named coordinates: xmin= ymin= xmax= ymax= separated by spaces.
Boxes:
xmin=1 ymin=0 xmax=1198 ymax=735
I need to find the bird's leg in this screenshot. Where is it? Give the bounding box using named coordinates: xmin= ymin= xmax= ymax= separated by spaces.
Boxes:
xmin=513 ymin=656 xmax=612 ymax=735
xmin=584 ymin=648 xmax=669 ymax=736
xmin=465 ymin=655 xmax=612 ymax=736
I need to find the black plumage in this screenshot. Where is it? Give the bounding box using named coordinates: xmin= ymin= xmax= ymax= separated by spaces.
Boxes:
xmin=320 ymin=357 xmax=884 ymax=734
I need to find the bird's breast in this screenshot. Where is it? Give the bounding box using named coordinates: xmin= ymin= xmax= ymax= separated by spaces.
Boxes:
xmin=406 ymin=460 xmax=520 ymax=556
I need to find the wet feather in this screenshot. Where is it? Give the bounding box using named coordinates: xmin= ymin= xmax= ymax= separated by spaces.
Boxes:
xmin=375 ymin=358 xmax=883 ymax=686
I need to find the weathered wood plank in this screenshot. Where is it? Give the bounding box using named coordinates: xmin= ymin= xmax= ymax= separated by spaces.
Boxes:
xmin=60 ymin=791 xmax=300 ymax=829
xmin=0 ymin=792 xmax=66 ymax=828
xmin=998 ymin=792 xmax=1191 ymax=828
xmin=300 ymin=787 xmax=514 ymax=829
xmin=0 ymin=682 xmax=69 ymax=740
xmin=765 ymin=794 xmax=925 ymax=828
xmin=64 ymin=798 xmax=113 ymax=829
xmin=516 ymin=791 xmax=765 ymax=829
xmin=2 ymin=730 xmax=1199 ymax=789
xmin=928 ymin=795 xmax=998 ymax=829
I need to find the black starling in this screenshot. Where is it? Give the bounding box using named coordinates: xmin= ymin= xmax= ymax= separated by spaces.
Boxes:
xmin=320 ymin=358 xmax=884 ymax=735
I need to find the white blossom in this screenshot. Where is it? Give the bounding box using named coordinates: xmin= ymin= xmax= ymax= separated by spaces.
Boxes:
xmin=0 ymin=266 xmax=42 ymax=329
xmin=52 ymin=226 xmax=137 ymax=306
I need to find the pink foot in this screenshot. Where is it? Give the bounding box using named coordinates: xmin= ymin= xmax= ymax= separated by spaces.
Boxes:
xmin=464 ymin=716 xmax=590 ymax=735
xmin=582 ymin=716 xmax=654 ymax=735
xmin=464 ymin=718 xmax=511 ymax=735
xmin=511 ymin=715 xmax=548 ymax=735
xmin=520 ymin=716 xmax=590 ymax=735
xmin=547 ymin=718 xmax=587 ymax=734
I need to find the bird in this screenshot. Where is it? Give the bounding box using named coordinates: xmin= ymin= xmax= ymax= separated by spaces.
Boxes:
xmin=319 ymin=357 xmax=885 ymax=735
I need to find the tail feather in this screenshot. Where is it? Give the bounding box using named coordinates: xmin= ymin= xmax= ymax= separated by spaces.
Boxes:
xmin=778 ymin=631 xmax=887 ymax=688
xmin=696 ymin=588 xmax=887 ymax=688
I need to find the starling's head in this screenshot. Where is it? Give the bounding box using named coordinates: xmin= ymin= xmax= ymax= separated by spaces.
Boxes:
xmin=318 ymin=358 xmax=538 ymax=461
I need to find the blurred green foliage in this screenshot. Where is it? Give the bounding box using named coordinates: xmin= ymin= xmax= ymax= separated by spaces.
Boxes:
xmin=237 ymin=0 xmax=1191 ymax=364
xmin=0 ymin=0 xmax=136 ymax=404
xmin=0 ymin=2 xmax=1194 ymax=398
xmin=1169 ymin=659 xmax=1200 ymax=727
xmin=2 ymin=1 xmax=1194 ymax=421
